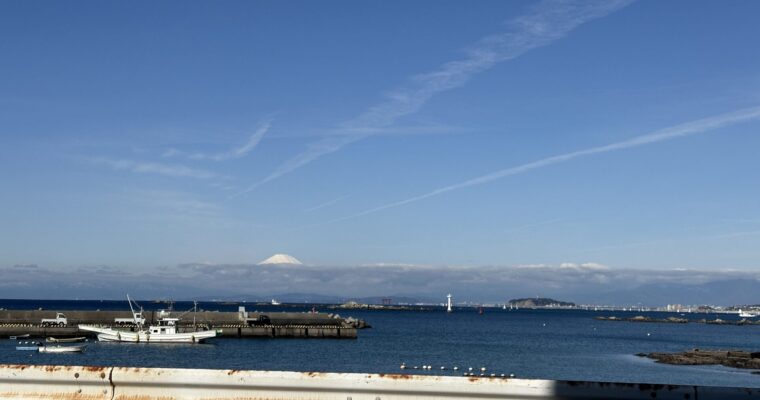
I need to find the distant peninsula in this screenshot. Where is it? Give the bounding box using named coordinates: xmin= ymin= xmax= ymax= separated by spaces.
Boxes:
xmin=507 ymin=297 xmax=575 ymax=308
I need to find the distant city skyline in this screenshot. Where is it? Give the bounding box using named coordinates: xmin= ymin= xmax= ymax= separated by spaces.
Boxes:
xmin=2 ymin=1 xmax=760 ymax=280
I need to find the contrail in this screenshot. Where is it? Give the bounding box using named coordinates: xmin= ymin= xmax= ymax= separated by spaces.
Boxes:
xmin=165 ymin=120 xmax=271 ymax=161
xmin=237 ymin=0 xmax=633 ymax=195
xmin=320 ymin=105 xmax=760 ymax=225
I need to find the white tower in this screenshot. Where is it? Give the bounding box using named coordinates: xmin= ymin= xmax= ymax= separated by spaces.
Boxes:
xmin=446 ymin=294 xmax=453 ymax=313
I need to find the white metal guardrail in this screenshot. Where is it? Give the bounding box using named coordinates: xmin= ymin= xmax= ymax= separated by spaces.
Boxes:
xmin=1 ymin=364 xmax=759 ymax=399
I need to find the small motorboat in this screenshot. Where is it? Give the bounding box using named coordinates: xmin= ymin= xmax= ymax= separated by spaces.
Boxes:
xmin=16 ymin=342 xmax=42 ymax=351
xmin=46 ymin=336 xmax=87 ymax=343
xmin=10 ymin=334 xmax=31 ymax=340
xmin=38 ymin=345 xmax=86 ymax=353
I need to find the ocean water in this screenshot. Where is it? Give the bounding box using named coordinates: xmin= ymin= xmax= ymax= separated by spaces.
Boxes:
xmin=1 ymin=300 xmax=759 ymax=387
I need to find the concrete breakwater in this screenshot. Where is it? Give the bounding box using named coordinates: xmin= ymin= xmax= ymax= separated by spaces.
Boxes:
xmin=0 ymin=309 xmax=363 ymax=339
xmin=595 ymin=315 xmax=760 ymax=325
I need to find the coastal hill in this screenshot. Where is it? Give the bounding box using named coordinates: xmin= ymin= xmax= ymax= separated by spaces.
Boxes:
xmin=507 ymin=297 xmax=575 ymax=308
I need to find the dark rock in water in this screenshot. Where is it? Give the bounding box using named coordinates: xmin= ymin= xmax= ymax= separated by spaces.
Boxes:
xmin=642 ymin=349 xmax=760 ymax=370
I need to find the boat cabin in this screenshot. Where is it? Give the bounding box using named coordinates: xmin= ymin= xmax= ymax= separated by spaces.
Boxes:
xmin=149 ymin=317 xmax=179 ymax=335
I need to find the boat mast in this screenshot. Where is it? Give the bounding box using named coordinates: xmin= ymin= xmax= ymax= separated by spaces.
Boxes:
xmin=126 ymin=294 xmax=143 ymax=329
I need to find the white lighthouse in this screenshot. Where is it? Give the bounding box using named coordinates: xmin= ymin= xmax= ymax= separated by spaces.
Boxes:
xmin=446 ymin=294 xmax=453 ymax=313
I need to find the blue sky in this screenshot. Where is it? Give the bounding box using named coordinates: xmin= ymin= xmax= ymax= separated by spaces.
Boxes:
xmin=2 ymin=0 xmax=760 ymax=277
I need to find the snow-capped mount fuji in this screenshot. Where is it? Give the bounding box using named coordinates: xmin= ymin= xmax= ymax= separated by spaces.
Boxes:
xmin=257 ymin=254 xmax=303 ymax=265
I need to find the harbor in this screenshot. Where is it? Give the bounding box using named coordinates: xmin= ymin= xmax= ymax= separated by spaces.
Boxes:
xmin=0 ymin=308 xmax=362 ymax=339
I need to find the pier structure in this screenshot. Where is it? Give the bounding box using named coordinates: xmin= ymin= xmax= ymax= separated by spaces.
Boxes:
xmin=0 ymin=308 xmax=361 ymax=339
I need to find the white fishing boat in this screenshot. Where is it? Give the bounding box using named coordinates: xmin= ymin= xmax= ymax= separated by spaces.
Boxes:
xmin=38 ymin=345 xmax=86 ymax=353
xmin=80 ymin=317 xmax=217 ymax=343
xmin=79 ymin=296 xmax=217 ymax=343
xmin=271 ymin=299 xmax=281 ymax=306
xmin=738 ymin=309 xmax=758 ymax=318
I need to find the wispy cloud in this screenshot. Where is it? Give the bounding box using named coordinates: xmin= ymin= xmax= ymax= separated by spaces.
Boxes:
xmin=578 ymin=228 xmax=760 ymax=254
xmin=130 ymin=189 xmax=222 ymax=218
xmin=503 ymin=217 xmax=571 ymax=234
xmin=322 ymin=105 xmax=760 ymax=225
xmin=93 ymin=157 xmax=224 ymax=180
xmin=307 ymin=124 xmax=462 ymax=138
xmin=304 ymin=195 xmax=349 ymax=213
xmin=164 ymin=120 xmax=271 ymax=161
xmin=708 ymin=229 xmax=760 ymax=240
xmin=237 ymin=0 xmax=632 ymax=195
xmin=718 ymin=218 xmax=760 ymax=224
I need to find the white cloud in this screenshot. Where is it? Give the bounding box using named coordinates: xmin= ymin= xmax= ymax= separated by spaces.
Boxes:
xmin=4 ymin=262 xmax=760 ymax=305
xmin=559 ymin=262 xmax=609 ymax=271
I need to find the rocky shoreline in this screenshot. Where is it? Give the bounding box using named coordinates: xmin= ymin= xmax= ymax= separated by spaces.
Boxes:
xmin=638 ymin=349 xmax=760 ymax=371
xmin=595 ymin=315 xmax=760 ymax=325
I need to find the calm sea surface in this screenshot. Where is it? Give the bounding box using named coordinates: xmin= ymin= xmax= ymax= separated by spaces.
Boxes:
xmin=1 ymin=299 xmax=759 ymax=387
